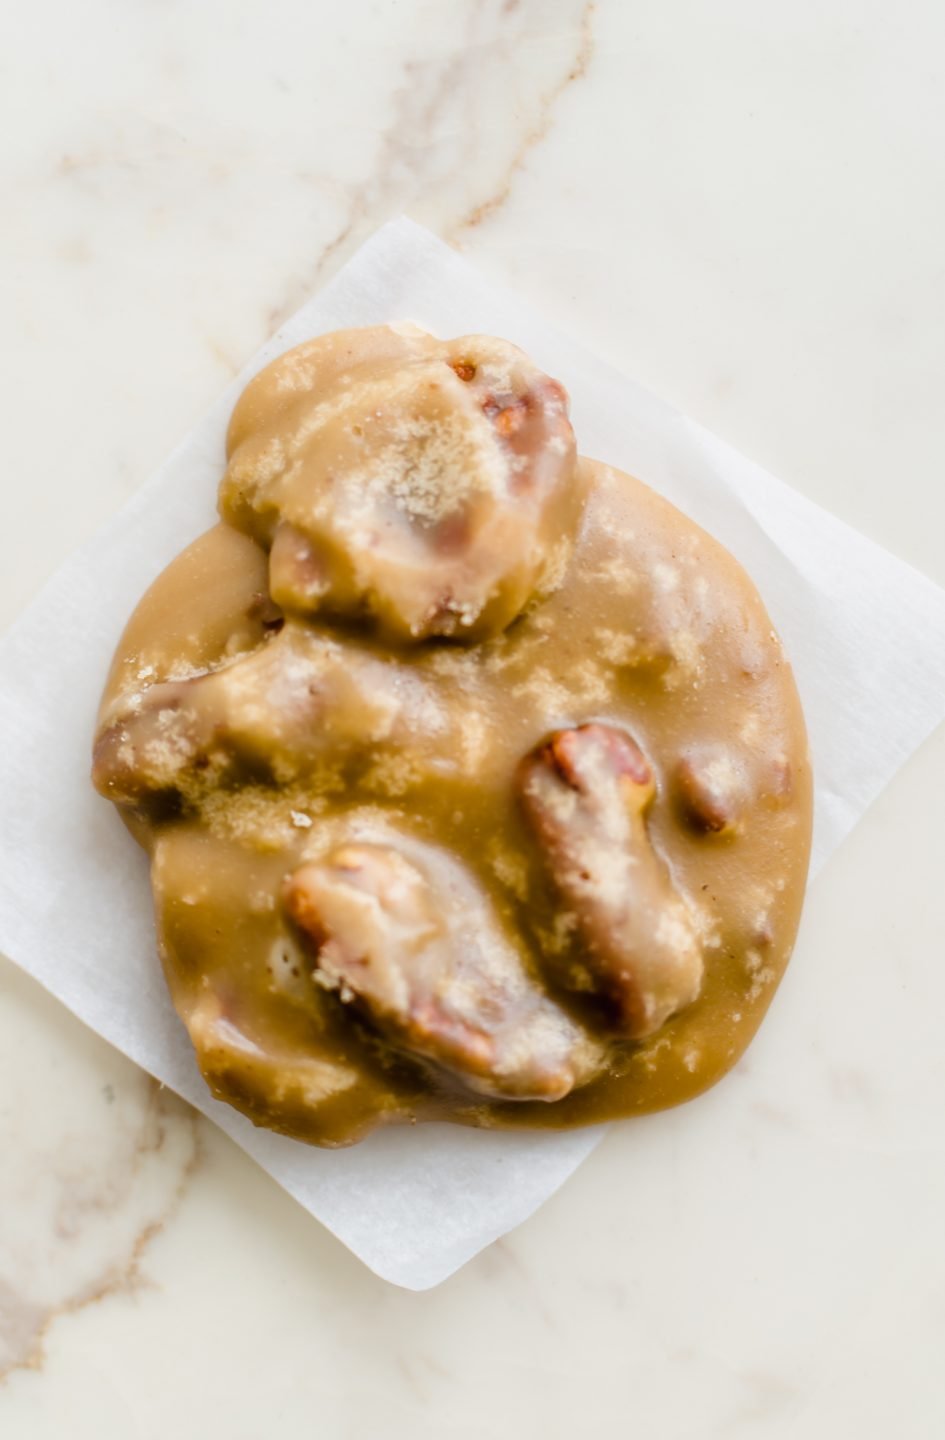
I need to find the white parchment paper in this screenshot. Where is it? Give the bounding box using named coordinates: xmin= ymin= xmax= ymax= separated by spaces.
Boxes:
xmin=2 ymin=218 xmax=944 ymax=1290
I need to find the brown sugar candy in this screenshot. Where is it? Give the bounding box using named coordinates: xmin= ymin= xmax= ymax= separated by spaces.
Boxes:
xmin=92 ymin=325 xmax=812 ymax=1147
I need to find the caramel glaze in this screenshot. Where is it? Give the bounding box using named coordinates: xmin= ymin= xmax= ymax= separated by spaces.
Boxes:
xmin=93 ymin=329 xmax=811 ymax=1147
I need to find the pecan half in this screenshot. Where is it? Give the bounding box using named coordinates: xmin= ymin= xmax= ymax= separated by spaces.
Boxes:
xmin=519 ymin=724 xmax=704 ymax=1038
xmin=284 ymin=842 xmax=598 ymax=1100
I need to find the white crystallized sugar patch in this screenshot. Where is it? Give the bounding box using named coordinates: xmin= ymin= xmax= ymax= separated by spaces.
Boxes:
xmin=349 ymin=408 xmax=507 ymax=528
xmin=240 ymin=367 xmax=513 ymax=531
xmin=486 ymin=840 xmax=530 ymax=901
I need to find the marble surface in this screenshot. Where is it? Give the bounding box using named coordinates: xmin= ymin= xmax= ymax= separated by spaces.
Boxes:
xmin=2 ymin=1 xmax=944 ymax=1434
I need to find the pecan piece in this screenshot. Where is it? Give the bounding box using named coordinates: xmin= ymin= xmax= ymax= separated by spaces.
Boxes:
xmin=284 ymin=842 xmax=597 ymax=1101
xmin=92 ymin=628 xmax=420 ymax=806
xmin=519 ymin=723 xmax=704 ymax=1038
xmin=674 ymin=747 xmax=748 ymax=834
xmin=219 ymin=328 xmax=583 ymax=643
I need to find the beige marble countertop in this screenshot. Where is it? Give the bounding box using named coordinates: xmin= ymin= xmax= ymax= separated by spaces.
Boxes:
xmin=2 ymin=2 xmax=944 ymax=1434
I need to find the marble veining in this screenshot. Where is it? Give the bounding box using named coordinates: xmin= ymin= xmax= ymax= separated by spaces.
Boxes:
xmin=0 ymin=964 xmax=199 ymax=1383
xmin=267 ymin=0 xmax=597 ymax=327
xmin=451 ymin=1 xmax=595 ymax=235
xmin=3 ymin=0 xmax=945 ymax=1434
